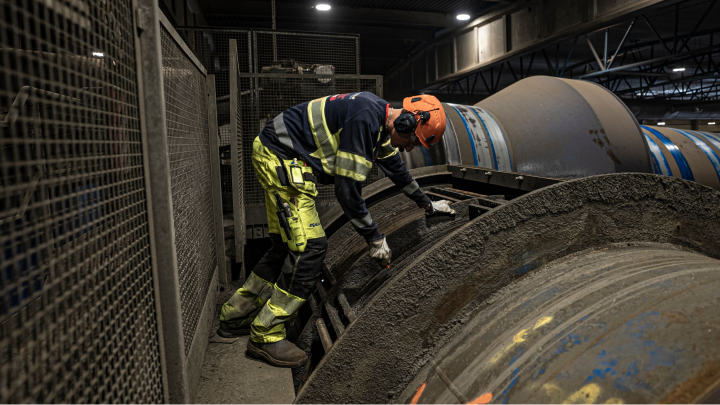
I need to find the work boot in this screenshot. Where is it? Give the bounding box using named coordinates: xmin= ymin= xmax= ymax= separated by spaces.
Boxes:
xmin=246 ymin=339 xmax=308 ymax=368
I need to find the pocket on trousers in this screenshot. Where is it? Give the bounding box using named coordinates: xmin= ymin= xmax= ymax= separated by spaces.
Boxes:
xmin=282 ymin=160 xmax=317 ymax=196
xmin=287 ymin=216 xmax=308 ymax=252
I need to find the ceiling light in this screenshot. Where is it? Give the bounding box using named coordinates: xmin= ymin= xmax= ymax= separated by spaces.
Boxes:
xmin=709 ymin=122 xmax=716 ymax=125
xmin=92 ymin=52 xmax=104 ymax=57
xmin=316 ymin=4 xmax=331 ymax=11
xmin=456 ymin=14 xmax=471 ymax=20
xmin=657 ymin=122 xmax=666 ymax=126
xmin=673 ymin=67 xmax=685 ymax=72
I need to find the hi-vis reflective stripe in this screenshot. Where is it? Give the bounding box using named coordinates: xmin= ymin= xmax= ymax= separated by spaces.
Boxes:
xmin=469 ymin=106 xmax=512 ymax=172
xmin=308 ymin=97 xmax=337 ymax=175
xmin=336 ymin=150 xmax=372 ymax=181
xmin=350 ymin=213 xmax=373 ymax=229
xmin=643 ymin=134 xmax=672 ymax=176
xmin=376 ymin=137 xmax=398 ymax=159
xmin=273 ymin=113 xmax=293 ymax=150
xmin=402 ymin=180 xmax=419 ymax=195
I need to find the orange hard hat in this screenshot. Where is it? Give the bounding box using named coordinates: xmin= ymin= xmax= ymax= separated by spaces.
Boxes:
xmin=402 ymin=94 xmax=446 ymax=148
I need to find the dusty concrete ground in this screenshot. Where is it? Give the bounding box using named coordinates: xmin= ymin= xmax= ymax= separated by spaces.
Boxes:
xmin=195 ymin=335 xmax=295 ymax=404
xmin=195 ymin=277 xmax=295 ymax=403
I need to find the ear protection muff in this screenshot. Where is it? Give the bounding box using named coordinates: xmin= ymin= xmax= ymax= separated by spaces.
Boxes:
xmin=393 ymin=112 xmax=417 ymax=133
xmin=394 ymin=109 xmax=438 ymax=134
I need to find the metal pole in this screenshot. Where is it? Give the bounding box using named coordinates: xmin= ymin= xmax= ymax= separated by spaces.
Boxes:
xmin=229 ymin=39 xmax=246 ymax=280
xmin=604 ymin=28 xmax=609 ymax=68
xmin=134 ymin=0 xmax=189 ymax=402
xmin=272 ymin=0 xmax=277 ymax=62
xmin=207 ymin=75 xmax=228 ymax=284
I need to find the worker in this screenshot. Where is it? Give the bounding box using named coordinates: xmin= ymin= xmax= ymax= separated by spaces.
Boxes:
xmin=217 ymin=92 xmax=456 ymax=368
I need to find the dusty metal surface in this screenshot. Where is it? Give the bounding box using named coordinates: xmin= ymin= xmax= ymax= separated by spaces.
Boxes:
xmin=294 ymin=173 xmax=720 ymax=403
xmin=399 ymin=243 xmax=720 ymax=404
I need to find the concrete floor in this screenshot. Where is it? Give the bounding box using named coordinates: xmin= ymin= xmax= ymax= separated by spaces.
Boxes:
xmin=195 ymin=335 xmax=296 ymax=404
xmin=195 ymin=274 xmax=295 ymax=404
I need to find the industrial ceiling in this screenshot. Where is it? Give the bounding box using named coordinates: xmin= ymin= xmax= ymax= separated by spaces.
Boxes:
xmin=196 ymin=0 xmax=509 ymax=75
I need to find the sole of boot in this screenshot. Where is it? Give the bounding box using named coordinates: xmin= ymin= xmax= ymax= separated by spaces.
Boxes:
xmin=246 ymin=342 xmax=308 ymax=368
xmin=217 ymin=327 xmax=250 ymax=338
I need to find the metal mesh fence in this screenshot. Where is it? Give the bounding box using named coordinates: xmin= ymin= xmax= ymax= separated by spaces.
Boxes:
xmin=234 ymin=74 xmax=383 ymax=218
xmin=254 ymin=31 xmax=360 ymax=75
xmin=176 ymin=28 xmax=252 ymax=146
xmin=160 ymin=25 xmax=217 ymax=355
xmin=0 ymin=0 xmax=163 ymax=402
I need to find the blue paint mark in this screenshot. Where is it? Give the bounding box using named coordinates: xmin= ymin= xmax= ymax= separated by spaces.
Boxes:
xmin=469 ymin=107 xmax=499 ymax=170
xmin=451 ymin=105 xmax=479 ymax=166
xmin=644 ymin=133 xmax=673 ymax=176
xmin=533 ymin=367 xmax=546 ymax=380
xmin=626 ymin=361 xmax=640 ymax=377
xmin=580 ymin=311 xmax=683 ymax=393
xmin=483 ymin=109 xmax=514 ymax=170
xmin=509 ymin=347 xmax=525 ymax=366
xmin=500 ymin=368 xmax=520 ymax=404
xmin=519 ymin=286 xmax=560 ymax=309
xmin=579 ymin=314 xmax=590 ymax=321
xmin=515 ymin=263 xmax=533 ymax=276
xmin=585 ymin=357 xmax=619 ymax=383
xmin=642 ymin=126 xmax=694 ymax=181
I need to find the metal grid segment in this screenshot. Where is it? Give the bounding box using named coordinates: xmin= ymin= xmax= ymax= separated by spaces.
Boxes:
xmin=229 ymin=40 xmax=246 ymax=263
xmin=0 ymin=0 xmax=163 ymax=402
xmin=234 ymin=73 xmax=383 ymax=220
xmin=253 ymin=30 xmax=360 ymax=75
xmin=176 ymin=28 xmax=252 ymax=146
xmin=160 ymin=25 xmax=218 ymax=355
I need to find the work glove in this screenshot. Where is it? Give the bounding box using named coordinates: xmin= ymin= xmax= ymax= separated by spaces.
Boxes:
xmin=426 ymin=200 xmax=457 ymax=216
xmin=368 ymin=237 xmax=392 ymax=266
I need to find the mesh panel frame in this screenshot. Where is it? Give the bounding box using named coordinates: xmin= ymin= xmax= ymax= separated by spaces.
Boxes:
xmin=160 ymin=25 xmax=217 ymax=355
xmin=0 ymin=0 xmax=163 ymax=402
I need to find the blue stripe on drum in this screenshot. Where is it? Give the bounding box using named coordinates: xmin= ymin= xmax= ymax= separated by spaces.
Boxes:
xmin=449 ymin=103 xmax=494 ymax=169
xmin=470 ymin=106 xmax=513 ymax=172
xmin=643 ymin=134 xmax=672 ymax=176
xmin=449 ymin=104 xmax=478 ymax=166
xmin=641 ymin=126 xmax=694 ymax=181
xmin=672 ymin=129 xmax=720 ymax=183
xmin=699 ymin=131 xmax=720 ymax=153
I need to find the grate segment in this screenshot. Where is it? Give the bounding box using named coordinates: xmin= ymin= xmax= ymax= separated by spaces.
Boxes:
xmin=160 ymin=25 xmax=217 ymax=355
xmin=0 ymin=0 xmax=163 ymax=402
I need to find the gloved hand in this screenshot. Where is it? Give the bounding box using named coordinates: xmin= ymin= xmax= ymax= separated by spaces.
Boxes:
xmin=368 ymin=237 xmax=392 ymax=266
xmin=426 ymin=200 xmax=457 ymax=216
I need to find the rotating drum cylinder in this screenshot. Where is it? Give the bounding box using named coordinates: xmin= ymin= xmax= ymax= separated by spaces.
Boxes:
xmin=642 ymin=125 xmax=720 ymax=191
xmin=401 ymin=76 xmax=652 ymax=179
xmin=400 ymin=76 xmax=720 ymax=191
